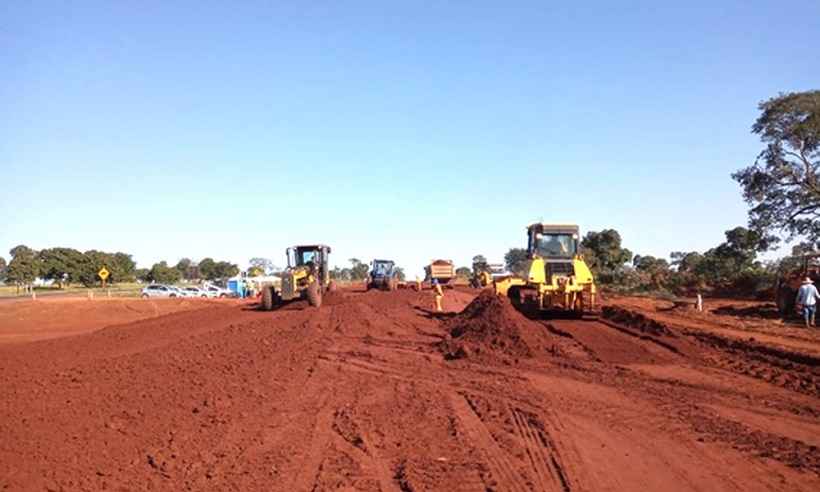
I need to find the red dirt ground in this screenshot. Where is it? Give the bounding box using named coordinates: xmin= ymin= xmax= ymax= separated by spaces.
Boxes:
xmin=0 ymin=297 xmax=227 ymax=344
xmin=0 ymin=288 xmax=818 ymax=491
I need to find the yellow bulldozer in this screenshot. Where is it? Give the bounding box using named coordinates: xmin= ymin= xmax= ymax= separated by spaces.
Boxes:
xmin=261 ymin=244 xmax=336 ymax=310
xmin=494 ymin=224 xmax=596 ymax=316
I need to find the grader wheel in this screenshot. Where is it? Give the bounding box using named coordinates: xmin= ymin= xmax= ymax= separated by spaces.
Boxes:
xmin=307 ymin=280 xmax=323 ymax=308
xmin=262 ymin=286 xmax=279 ymax=311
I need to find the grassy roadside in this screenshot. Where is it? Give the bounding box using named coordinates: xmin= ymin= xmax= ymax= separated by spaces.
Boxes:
xmin=0 ymin=283 xmax=144 ymax=299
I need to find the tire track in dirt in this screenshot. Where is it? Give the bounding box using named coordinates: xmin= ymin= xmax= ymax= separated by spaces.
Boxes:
xmin=509 ymin=407 xmax=571 ymax=492
xmin=449 ymin=393 xmax=531 ymax=492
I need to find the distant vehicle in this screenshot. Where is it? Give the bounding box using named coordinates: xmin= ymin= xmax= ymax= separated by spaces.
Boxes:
xmin=203 ymin=285 xmax=230 ymax=298
xmin=367 ymin=259 xmax=399 ymax=291
xmin=424 ymin=259 xmax=455 ymax=285
xmin=169 ymin=286 xmax=189 ymax=297
xmin=471 ymin=262 xmax=509 ymax=288
xmin=183 ymin=286 xmax=209 ymax=298
xmin=141 ymin=284 xmax=179 ymax=298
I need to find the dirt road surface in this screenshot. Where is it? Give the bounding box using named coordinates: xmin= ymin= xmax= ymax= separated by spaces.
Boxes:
xmin=1 ymin=288 xmax=818 ymax=491
xmin=0 ymin=297 xmax=226 ymax=344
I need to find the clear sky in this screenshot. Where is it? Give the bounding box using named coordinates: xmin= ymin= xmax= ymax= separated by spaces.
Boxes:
xmin=2 ymin=1 xmax=819 ymax=277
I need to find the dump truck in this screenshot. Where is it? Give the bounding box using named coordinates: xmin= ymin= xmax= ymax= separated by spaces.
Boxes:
xmin=775 ymin=253 xmax=820 ymax=316
xmin=367 ymin=259 xmax=399 ymax=291
xmin=494 ymin=224 xmax=595 ymax=316
xmin=261 ymin=244 xmax=335 ymax=310
xmin=425 ymin=259 xmax=455 ymax=285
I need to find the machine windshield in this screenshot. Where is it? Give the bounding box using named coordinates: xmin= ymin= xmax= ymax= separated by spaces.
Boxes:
xmin=297 ymin=249 xmax=317 ymax=266
xmin=533 ymin=233 xmax=576 ymax=258
xmin=372 ymin=262 xmax=391 ymax=275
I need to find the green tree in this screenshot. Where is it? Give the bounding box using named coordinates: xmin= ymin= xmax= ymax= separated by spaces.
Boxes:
xmin=175 ymin=258 xmax=193 ymax=279
xmin=148 ymin=261 xmax=181 ymax=283
xmin=213 ymin=261 xmax=239 ymax=279
xmin=77 ymin=250 xmax=113 ymax=287
xmin=109 ymin=252 xmax=136 ymax=283
xmin=198 ymin=258 xmax=216 ymax=280
xmin=733 ymin=90 xmax=820 ymax=245
xmin=633 ymin=255 xmax=671 ymax=290
xmin=330 ymin=266 xmax=352 ymax=281
xmin=581 ymin=229 xmax=633 ymax=283
xmin=6 ymin=245 xmax=40 ymax=292
xmin=471 ymin=254 xmax=488 ymax=272
xmin=135 ymin=268 xmax=150 ymax=282
xmin=348 ymin=259 xmax=369 ymax=281
xmin=455 ymin=266 xmax=472 ymax=278
xmin=504 ymin=248 xmax=529 ymax=276
xmin=0 ymin=256 xmax=7 ymax=282
xmin=38 ymin=247 xmax=85 ymax=288
xmin=393 ymin=266 xmax=405 ymax=281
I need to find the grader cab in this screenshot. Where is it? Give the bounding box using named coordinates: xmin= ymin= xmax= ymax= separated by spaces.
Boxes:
xmin=261 ymin=244 xmax=336 ymax=310
xmin=494 ymin=224 xmax=596 ymax=316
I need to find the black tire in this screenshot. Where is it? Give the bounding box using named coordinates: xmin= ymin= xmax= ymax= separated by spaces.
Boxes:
xmin=776 ymin=286 xmax=795 ymax=317
xmin=262 ymin=286 xmax=275 ymax=311
xmin=141 ymin=293 xmax=149 ymax=299
xmin=307 ymin=280 xmax=323 ymax=308
xmin=170 ymin=294 xmax=176 ymax=298
xmin=508 ymin=286 xmax=522 ymax=309
xmin=219 ymin=293 xmax=226 ymax=298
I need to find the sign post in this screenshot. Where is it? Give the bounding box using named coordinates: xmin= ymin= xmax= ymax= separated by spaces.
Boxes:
xmin=98 ymin=267 xmax=110 ymax=289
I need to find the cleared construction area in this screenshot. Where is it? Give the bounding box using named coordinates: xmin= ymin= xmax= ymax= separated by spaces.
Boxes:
xmin=0 ymin=286 xmax=818 ymax=491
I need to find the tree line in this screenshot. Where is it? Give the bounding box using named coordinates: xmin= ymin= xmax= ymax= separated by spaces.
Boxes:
xmin=0 ymin=246 xmax=239 ymax=290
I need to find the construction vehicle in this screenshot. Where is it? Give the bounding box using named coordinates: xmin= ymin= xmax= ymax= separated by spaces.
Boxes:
xmin=425 ymin=259 xmax=455 ymax=285
xmin=494 ymin=224 xmax=596 ymax=316
xmin=471 ymin=262 xmax=508 ymax=288
xmin=367 ymin=259 xmax=399 ymax=291
xmin=775 ymin=253 xmax=820 ymax=316
xmin=261 ymin=244 xmax=335 ymax=310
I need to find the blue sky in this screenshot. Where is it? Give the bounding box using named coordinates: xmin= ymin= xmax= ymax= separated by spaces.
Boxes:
xmin=2 ymin=1 xmax=819 ymax=277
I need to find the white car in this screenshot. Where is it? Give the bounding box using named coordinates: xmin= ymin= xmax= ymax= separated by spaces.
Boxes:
xmin=204 ymin=285 xmax=230 ymax=298
xmin=182 ymin=286 xmax=209 ymax=298
xmin=141 ymin=284 xmax=179 ymax=298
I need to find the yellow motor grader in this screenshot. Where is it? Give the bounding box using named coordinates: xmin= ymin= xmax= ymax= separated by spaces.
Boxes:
xmin=494 ymin=224 xmax=596 ymax=316
xmin=261 ymin=244 xmax=336 ymax=310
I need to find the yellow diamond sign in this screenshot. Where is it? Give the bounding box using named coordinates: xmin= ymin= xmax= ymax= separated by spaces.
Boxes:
xmin=98 ymin=267 xmax=110 ymax=281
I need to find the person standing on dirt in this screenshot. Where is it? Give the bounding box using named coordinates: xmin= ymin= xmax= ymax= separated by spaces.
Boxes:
xmin=433 ymin=278 xmax=444 ymax=312
xmin=795 ymin=277 xmax=820 ymax=328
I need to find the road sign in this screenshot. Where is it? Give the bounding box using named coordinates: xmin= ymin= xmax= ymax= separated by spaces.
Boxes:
xmin=98 ymin=267 xmax=109 ymax=281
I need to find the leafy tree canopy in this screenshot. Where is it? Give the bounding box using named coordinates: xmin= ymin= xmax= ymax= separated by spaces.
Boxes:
xmin=733 ymin=90 xmax=820 ymax=245
xmin=504 ymin=248 xmax=529 ymax=276
xmin=581 ymin=229 xmax=633 ymax=281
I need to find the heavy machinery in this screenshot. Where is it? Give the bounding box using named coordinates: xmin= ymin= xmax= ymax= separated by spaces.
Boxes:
xmin=425 ymin=259 xmax=455 ymax=285
xmin=367 ymin=259 xmax=399 ymax=291
xmin=494 ymin=224 xmax=596 ymax=316
xmin=775 ymin=253 xmax=820 ymax=316
xmin=261 ymin=244 xmax=335 ymax=310
xmin=471 ymin=262 xmax=507 ymax=288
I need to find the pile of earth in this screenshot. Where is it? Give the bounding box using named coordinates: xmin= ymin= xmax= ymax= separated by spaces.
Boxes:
xmin=602 ymin=306 xmax=673 ymax=336
xmin=439 ymin=290 xmax=536 ymax=361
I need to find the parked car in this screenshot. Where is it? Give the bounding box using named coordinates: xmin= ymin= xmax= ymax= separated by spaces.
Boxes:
xmin=183 ymin=286 xmax=209 ymax=298
xmin=204 ymin=285 xmax=230 ymax=298
xmin=141 ymin=284 xmax=179 ymax=298
xmin=169 ymin=286 xmax=190 ymax=297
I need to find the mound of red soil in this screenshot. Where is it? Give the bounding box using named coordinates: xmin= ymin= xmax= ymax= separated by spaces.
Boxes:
xmin=439 ymin=290 xmax=533 ymax=361
xmin=602 ymin=306 xmax=673 ymax=336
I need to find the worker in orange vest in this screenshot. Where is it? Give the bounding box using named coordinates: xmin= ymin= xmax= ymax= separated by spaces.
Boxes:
xmin=433 ymin=279 xmax=444 ymax=312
